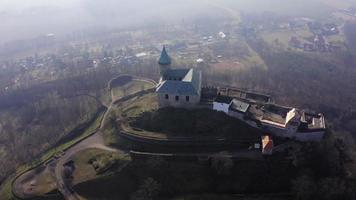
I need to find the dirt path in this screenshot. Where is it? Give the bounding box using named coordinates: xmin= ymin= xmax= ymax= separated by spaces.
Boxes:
xmin=12 ymin=75 xmax=156 ymax=200
xmin=54 ymin=75 xmax=155 ymax=200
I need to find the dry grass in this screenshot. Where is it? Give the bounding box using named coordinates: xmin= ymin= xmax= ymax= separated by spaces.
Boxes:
xmin=112 ymin=80 xmax=154 ymax=100
xmin=121 ymin=93 xmax=158 ymax=119
xmin=70 ymin=148 xmax=130 ymax=185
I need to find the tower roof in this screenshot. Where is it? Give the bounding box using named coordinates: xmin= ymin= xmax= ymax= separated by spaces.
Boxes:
xmin=158 ymin=46 xmax=171 ymax=65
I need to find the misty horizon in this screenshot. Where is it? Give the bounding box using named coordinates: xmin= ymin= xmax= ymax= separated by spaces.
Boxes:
xmin=2 ymin=0 xmax=354 ymax=44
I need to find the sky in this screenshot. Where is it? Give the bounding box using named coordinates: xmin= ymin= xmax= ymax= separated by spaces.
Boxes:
xmin=0 ymin=0 xmax=354 ymax=44
xmin=0 ymin=0 xmax=79 ymax=11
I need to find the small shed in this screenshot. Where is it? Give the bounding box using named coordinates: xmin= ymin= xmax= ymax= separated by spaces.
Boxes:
xmin=213 ymin=96 xmax=233 ymax=114
xmin=228 ymin=99 xmax=250 ymax=120
xmin=262 ymin=135 xmax=274 ymax=155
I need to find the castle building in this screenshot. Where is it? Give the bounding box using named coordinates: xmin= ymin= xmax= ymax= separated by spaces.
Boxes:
xmin=156 ymin=46 xmax=202 ymax=108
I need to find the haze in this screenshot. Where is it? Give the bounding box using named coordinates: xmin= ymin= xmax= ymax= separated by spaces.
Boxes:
xmin=0 ymin=0 xmax=355 ymax=44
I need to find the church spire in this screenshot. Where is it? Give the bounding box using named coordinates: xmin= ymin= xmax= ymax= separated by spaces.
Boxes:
xmin=158 ymin=46 xmax=171 ymax=66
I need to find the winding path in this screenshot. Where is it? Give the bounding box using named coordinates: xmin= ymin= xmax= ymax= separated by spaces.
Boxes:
xmin=12 ymin=75 xmax=156 ymax=200
xmin=54 ymin=75 xmax=156 ymax=200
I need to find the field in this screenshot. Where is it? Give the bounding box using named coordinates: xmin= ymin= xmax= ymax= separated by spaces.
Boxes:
xmin=121 ymin=93 xmax=158 ymax=119
xmin=12 ymin=166 xmax=57 ymax=198
xmin=0 ymin=109 xmax=106 ymax=200
xmin=211 ymin=60 xmax=244 ymax=72
xmin=344 ymin=22 xmax=356 ymax=52
xmin=219 ymin=0 xmax=334 ymax=19
xmin=70 ymin=148 xmax=130 ymax=185
xmin=171 ymin=194 xmax=293 ymax=200
xmin=130 ymin=107 xmax=262 ymax=140
xmin=111 ymin=78 xmax=155 ymax=100
xmin=73 ymin=157 xmax=294 ymax=200
xmin=262 ymin=30 xmax=295 ymax=47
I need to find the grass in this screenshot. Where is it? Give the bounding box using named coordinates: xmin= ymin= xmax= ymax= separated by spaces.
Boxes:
xmin=262 ymin=30 xmax=296 ymax=48
xmin=70 ymin=148 xmax=130 ymax=185
xmin=103 ymin=92 xmax=158 ymax=146
xmin=171 ymin=194 xmax=293 ymax=200
xmin=99 ymin=88 xmax=112 ymax=107
xmin=130 ymin=107 xmax=261 ymax=140
xmin=102 ymin=78 xmax=156 ymax=146
xmin=225 ymin=0 xmax=333 ymax=19
xmin=295 ymin=28 xmax=314 ymax=39
xmin=0 ymin=146 xmax=6 ymax=159
xmin=73 ymin=156 xmax=294 ymax=200
xmin=103 ymin=121 xmax=120 ymax=147
xmin=16 ymin=167 xmax=57 ymax=196
xmin=112 ymin=80 xmax=154 ymax=100
xmin=0 ymin=177 xmax=14 ymax=200
xmin=241 ymin=42 xmax=267 ymax=69
xmin=105 ymin=90 xmax=261 ymax=144
xmin=121 ymin=93 xmax=158 ymax=119
xmin=327 ymin=34 xmax=346 ymax=44
xmin=0 ymin=110 xmax=106 ymax=200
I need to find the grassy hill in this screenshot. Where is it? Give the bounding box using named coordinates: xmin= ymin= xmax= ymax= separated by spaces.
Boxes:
xmin=130 ymin=107 xmax=261 ymax=140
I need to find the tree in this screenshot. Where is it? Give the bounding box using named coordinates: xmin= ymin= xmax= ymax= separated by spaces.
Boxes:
xmin=130 ymin=177 xmax=161 ymax=200
xmin=292 ymin=175 xmax=316 ymax=200
xmin=317 ymin=178 xmax=349 ymax=200
xmin=211 ymin=152 xmax=234 ymax=176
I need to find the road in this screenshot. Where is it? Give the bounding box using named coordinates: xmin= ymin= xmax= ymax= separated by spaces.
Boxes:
xmin=13 ymin=75 xmax=265 ymax=200
xmin=53 ymin=75 xmax=156 ymax=200
xmin=12 ymin=75 xmax=156 ymax=200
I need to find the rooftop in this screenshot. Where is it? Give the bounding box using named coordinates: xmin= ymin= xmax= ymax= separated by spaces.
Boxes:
xmin=156 ymin=68 xmax=202 ymax=96
xmin=158 ymin=46 xmax=171 ymax=66
xmin=162 ymin=68 xmax=190 ymax=81
xmin=230 ymin=99 xmax=250 ymax=113
xmin=301 ymin=112 xmax=326 ymax=130
xmin=214 ymin=95 xmax=233 ymax=104
xmin=262 ymin=136 xmax=274 ymax=155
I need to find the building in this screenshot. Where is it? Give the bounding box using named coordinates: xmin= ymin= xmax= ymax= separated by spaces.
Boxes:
xmin=213 ymin=96 xmax=250 ymax=120
xmin=158 ymin=46 xmax=172 ymax=76
xmin=213 ymin=96 xmax=233 ymax=113
xmin=156 ymin=47 xmax=202 ymax=108
xmin=154 ymin=46 xmax=326 ymax=142
xmin=212 ymin=95 xmax=325 ymax=142
xmin=262 ymin=136 xmax=274 ymax=155
xmin=228 ymin=99 xmax=250 ymax=120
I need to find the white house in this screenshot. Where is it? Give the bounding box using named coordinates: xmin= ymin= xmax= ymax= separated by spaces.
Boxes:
xmin=213 ymin=96 xmax=233 ymax=114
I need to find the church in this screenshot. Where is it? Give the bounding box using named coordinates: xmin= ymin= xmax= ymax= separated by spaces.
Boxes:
xmin=155 ymin=46 xmax=202 ymax=108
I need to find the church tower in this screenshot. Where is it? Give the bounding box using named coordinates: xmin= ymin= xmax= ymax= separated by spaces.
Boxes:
xmin=158 ymin=46 xmax=171 ymax=75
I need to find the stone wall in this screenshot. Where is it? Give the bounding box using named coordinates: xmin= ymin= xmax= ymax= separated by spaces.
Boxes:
xmin=158 ymin=93 xmax=200 ymax=108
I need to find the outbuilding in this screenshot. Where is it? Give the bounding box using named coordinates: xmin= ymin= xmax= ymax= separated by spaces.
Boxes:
xmin=213 ymin=96 xmax=233 ymax=114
